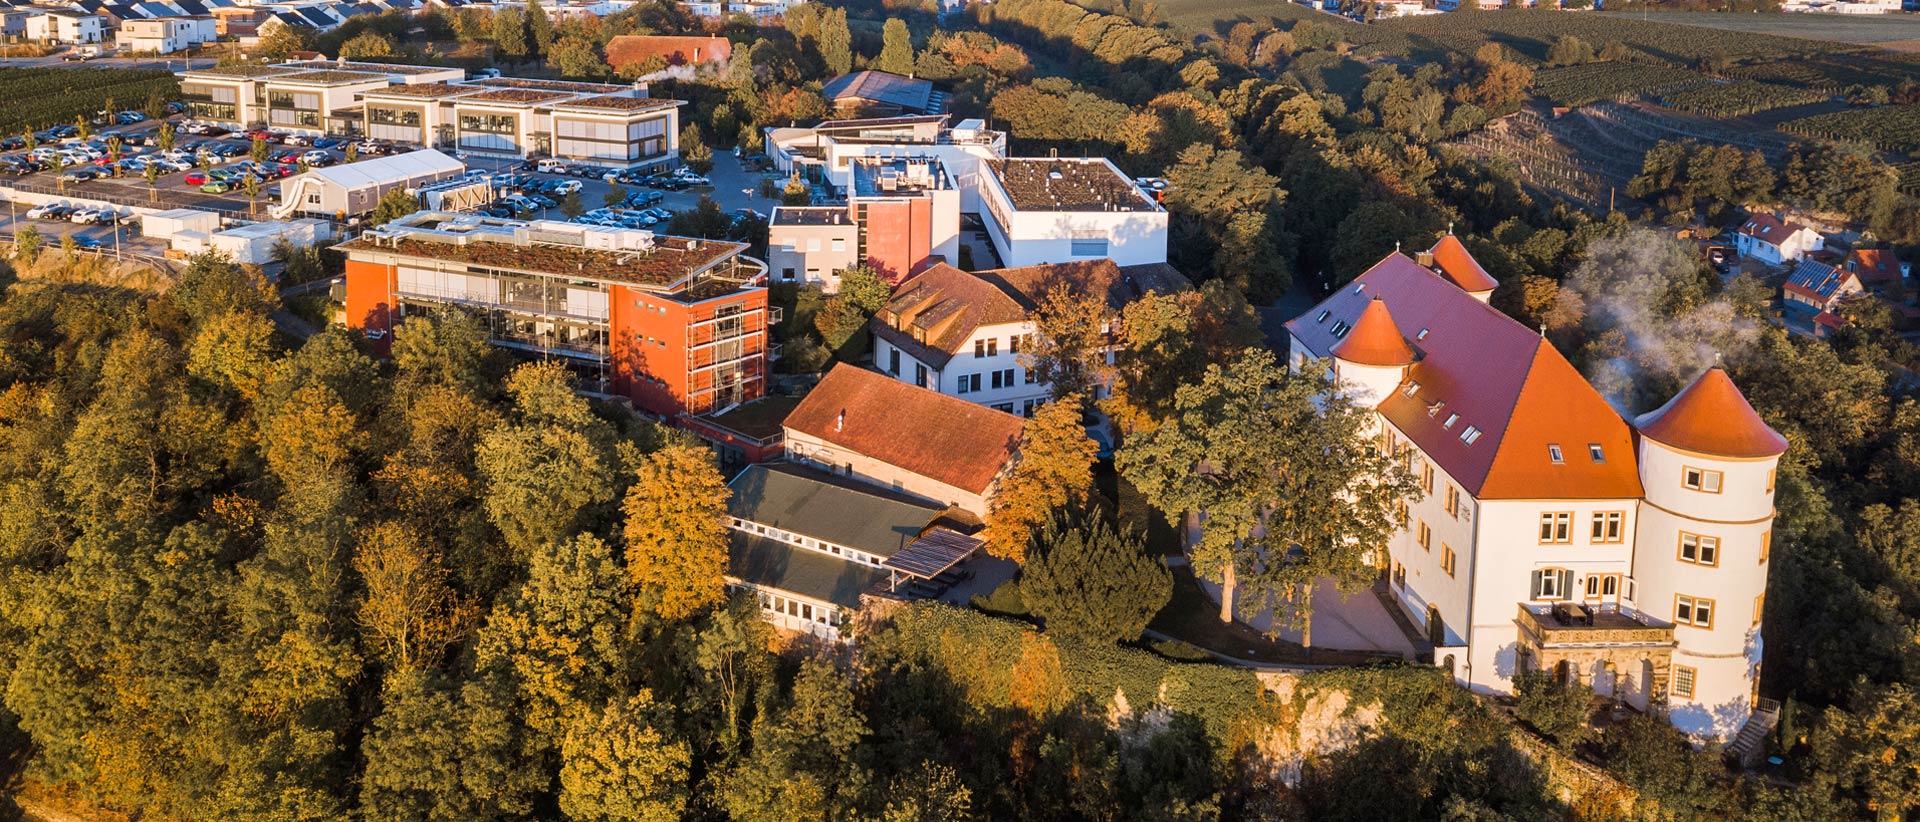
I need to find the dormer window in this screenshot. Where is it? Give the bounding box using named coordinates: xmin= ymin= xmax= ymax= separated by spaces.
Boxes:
xmin=1354 ymin=283 xmax=1366 ymax=293
xmin=1316 ymin=309 xmax=1330 ymax=324
xmin=1588 ymin=444 xmax=1605 ymax=463
xmin=1461 ymin=426 xmax=1482 ymax=445
xmin=1443 ymin=413 xmax=1458 ymax=429
xmin=1548 ymin=444 xmax=1564 ymax=464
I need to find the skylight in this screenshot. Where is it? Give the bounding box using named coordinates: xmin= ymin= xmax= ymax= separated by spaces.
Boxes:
xmin=1316 ymin=309 xmax=1330 ymax=324
xmin=1403 ymin=381 xmax=1420 ymax=398
xmin=1354 ymin=283 xmax=1366 ymax=293
xmin=1416 ymin=328 xmax=1430 ymax=340
xmin=1462 ymin=426 xmax=1482 ymax=445
xmin=1588 ymin=444 xmax=1605 ymax=463
xmin=1548 ymin=444 xmax=1564 ymax=464
xmin=1443 ymin=413 xmax=1459 ymax=429
xmin=1330 ymin=321 xmax=1350 ymax=338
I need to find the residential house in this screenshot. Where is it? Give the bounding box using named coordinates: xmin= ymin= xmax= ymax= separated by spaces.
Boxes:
xmin=339 ymin=211 xmax=774 ymax=417
xmin=24 ymin=8 xmax=104 ymax=42
xmin=978 ymin=157 xmax=1168 ymax=268
xmin=1286 ymin=237 xmax=1783 ymax=744
xmin=869 ymin=258 xmax=1187 ymax=414
xmin=725 ymin=463 xmax=984 ymax=641
xmin=118 ymin=15 xmax=215 ymax=52
xmin=603 ymin=34 xmax=731 ymax=78
xmin=784 ymin=363 xmax=1022 ymax=516
xmin=1735 ymin=214 xmax=1823 ymax=266
xmin=822 ymin=70 xmax=947 ymax=118
xmin=1782 ymin=258 xmax=1866 ymax=335
xmin=1844 ymin=247 xmax=1917 ymax=326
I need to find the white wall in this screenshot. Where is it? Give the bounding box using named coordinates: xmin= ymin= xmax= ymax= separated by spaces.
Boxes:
xmin=875 ymin=319 xmax=1050 ymax=415
xmin=786 ymin=428 xmax=993 ymax=515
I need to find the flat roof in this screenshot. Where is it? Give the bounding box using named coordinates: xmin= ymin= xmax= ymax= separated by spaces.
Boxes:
xmin=552 ymin=94 xmax=682 ymax=113
xmin=465 ymin=76 xmax=631 ymax=93
xmin=273 ymin=69 xmax=387 ymax=86
xmin=986 ymin=158 xmax=1158 ymax=212
xmin=337 ymin=215 xmax=750 ymax=290
xmin=460 ymin=87 xmax=574 ymax=105
xmin=364 ymin=83 xmax=479 ymax=98
xmin=294 ymin=60 xmax=453 ymax=76
xmin=771 ymin=206 xmax=853 ymax=227
xmin=851 ymin=156 xmax=949 ymax=198
xmin=185 ymin=64 xmax=306 ymax=78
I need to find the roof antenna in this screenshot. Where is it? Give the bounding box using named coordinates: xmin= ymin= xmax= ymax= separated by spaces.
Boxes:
xmin=1447 ymin=221 xmax=1454 ymax=235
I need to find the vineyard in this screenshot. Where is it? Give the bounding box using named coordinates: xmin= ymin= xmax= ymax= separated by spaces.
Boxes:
xmin=1448 ymin=109 xmax=1615 ymax=210
xmin=1780 ymin=104 xmax=1920 ymax=152
xmin=1729 ymin=54 xmax=1920 ymax=95
xmin=1898 ymin=161 xmax=1920 ymax=197
xmin=0 ymin=68 xmax=177 ymax=135
xmin=1534 ymin=62 xmax=1702 ymax=107
xmin=1379 ymin=8 xmax=1858 ymax=64
xmin=1655 ymin=79 xmax=1828 ymax=118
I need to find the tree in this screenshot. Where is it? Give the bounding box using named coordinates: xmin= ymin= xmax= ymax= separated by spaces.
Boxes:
xmin=837 ymin=263 xmax=892 ymax=314
xmin=680 ymin=123 xmax=712 ymax=174
xmin=1162 ymin=143 xmax=1292 ymax=300
xmin=476 ymin=362 xmax=618 ymax=555
xmin=368 ymin=186 xmax=419 ymax=227
xmin=1023 ymin=283 xmax=1113 ymax=403
xmin=560 ymin=189 xmax=585 ymax=219
xmin=12 ymin=225 xmax=39 ymax=265
xmin=1545 ymin=35 xmax=1593 ymax=67
xmin=874 ymin=19 xmax=916 ymax=75
xmin=256 ymin=22 xmax=311 ymax=60
xmin=622 ymin=443 xmax=730 ymax=623
xmin=359 ymin=670 xmax=475 ymax=822
xmin=884 ymin=762 xmax=973 ymax=822
xmin=781 ymin=174 xmax=810 ymax=206
xmin=820 ymin=7 xmax=853 ymax=75
xmin=526 ymin=0 xmax=554 ymax=54
xmin=492 ymin=8 xmax=529 ymax=61
xmin=548 ymin=36 xmax=606 ymax=79
xmin=340 ymin=31 xmax=398 ymax=60
xmin=1118 ymin=349 xmax=1418 ymax=637
xmin=985 ymin=394 xmax=1098 ymax=562
xmin=721 ymin=659 xmax=869 ymax=822
xmin=1512 ymin=671 xmax=1593 ymax=750
xmin=473 ymin=532 xmax=629 ymax=738
xmin=171 ymin=250 xmax=277 ymax=326
xmin=1816 ymin=684 xmax=1920 ymax=820
xmin=1021 ymin=515 xmax=1171 ymax=644
xmin=143 ymin=161 xmax=162 ymax=201
xmin=353 ymin=521 xmax=472 ymax=671
xmin=559 ymin=691 xmax=691 ymax=822
xmin=604 ymin=184 xmax=628 ymax=210
xmin=1104 ymin=283 xmax=1261 ymax=434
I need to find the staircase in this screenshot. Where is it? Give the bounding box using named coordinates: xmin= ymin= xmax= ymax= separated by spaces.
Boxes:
xmin=1726 ymin=697 xmax=1781 ymax=768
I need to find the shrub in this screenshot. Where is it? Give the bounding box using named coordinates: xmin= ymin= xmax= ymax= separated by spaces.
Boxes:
xmin=1512 ymin=670 xmax=1593 ymax=749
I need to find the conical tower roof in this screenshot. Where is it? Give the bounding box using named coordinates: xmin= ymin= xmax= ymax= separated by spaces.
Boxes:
xmin=1332 ymin=297 xmax=1416 ymax=367
xmin=1634 ymin=367 xmax=1787 ymax=459
xmin=1430 ymin=234 xmax=1499 ymax=294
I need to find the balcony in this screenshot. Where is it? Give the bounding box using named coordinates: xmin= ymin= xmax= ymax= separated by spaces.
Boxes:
xmin=1516 ymin=603 xmax=1673 ymax=649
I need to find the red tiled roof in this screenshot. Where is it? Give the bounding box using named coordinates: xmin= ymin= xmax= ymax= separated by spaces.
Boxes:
xmin=783 ymin=363 xmax=1022 ymax=495
xmin=604 ymin=35 xmax=732 ymax=71
xmin=1848 ymin=248 xmax=1904 ymax=287
xmin=1332 ymin=297 xmax=1415 ymax=366
xmin=1737 ymin=213 xmax=1812 ymax=244
xmin=1634 ymin=367 xmax=1787 ymax=459
xmin=1288 ymin=252 xmax=1643 ymax=500
xmin=1429 ymin=234 xmax=1498 ymax=293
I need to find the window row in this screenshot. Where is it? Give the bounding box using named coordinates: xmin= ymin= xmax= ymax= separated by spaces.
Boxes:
xmin=954 ymin=367 xmax=1031 ymax=394
xmin=973 ymin=334 xmax=1036 ymax=358
xmin=755 ymin=590 xmax=836 ymax=627
xmin=1537 ymin=511 xmax=1626 ymax=544
xmin=729 ymin=517 xmax=884 ymax=568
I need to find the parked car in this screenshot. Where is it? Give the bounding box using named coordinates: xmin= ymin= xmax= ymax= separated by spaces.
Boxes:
xmin=183 ymin=170 xmax=211 ymax=185
xmin=26 ymin=203 xmax=68 ymax=219
xmin=674 ymin=171 xmax=711 ymax=186
xmin=68 ymin=207 xmax=104 ymax=223
xmin=548 ymin=179 xmax=581 ymax=196
xmin=57 ymin=169 xmax=98 ymax=183
xmin=200 ymin=180 xmax=235 ymax=193
xmin=70 ymin=234 xmax=103 ymax=249
xmin=117 ymin=111 xmax=146 ymax=125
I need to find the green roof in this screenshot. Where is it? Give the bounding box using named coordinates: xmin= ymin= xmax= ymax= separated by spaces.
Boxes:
xmin=728 ymin=532 xmax=889 ymax=610
xmin=726 ymin=464 xmax=942 ymax=558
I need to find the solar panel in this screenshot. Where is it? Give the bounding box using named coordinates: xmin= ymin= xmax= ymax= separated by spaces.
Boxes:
xmin=882 ymin=528 xmax=981 ymax=579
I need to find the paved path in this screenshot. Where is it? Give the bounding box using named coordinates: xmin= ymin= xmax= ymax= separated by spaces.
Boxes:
xmin=1194 ymin=576 xmax=1419 ymax=657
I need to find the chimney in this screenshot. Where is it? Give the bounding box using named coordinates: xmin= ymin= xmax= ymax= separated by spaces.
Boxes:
xmin=835 ymin=410 xmax=845 ymax=432
xmin=1415 ymin=250 xmax=1434 ymax=268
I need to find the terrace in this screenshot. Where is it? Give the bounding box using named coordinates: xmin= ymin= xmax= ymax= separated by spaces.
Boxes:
xmin=363 ymin=83 xmax=482 ymax=99
xmin=986 ymin=158 xmax=1158 ymax=212
xmin=465 ymin=77 xmax=632 ymax=94
xmin=271 ymin=70 xmax=386 ymax=86
xmin=185 ymin=65 xmax=306 ymax=79
xmin=553 ymin=94 xmax=682 ymax=113
xmin=459 ymin=88 xmax=575 ymax=106
xmin=340 ymin=213 xmax=757 ymax=292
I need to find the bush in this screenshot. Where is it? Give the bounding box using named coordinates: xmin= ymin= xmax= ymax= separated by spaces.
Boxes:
xmin=970 ymin=578 xmax=1028 ymax=617
xmin=1512 ymin=670 xmax=1593 ymax=749
xmin=1149 ymin=638 xmax=1214 ymax=662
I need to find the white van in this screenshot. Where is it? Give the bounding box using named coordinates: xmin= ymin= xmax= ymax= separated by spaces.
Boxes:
xmin=536 ymin=158 xmax=568 ymax=174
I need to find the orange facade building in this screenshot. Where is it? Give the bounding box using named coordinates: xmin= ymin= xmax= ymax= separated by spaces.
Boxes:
xmin=341 ymin=212 xmax=773 ymax=417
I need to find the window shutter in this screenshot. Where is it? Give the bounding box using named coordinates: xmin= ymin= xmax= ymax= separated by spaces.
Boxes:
xmin=1530 ymin=570 xmax=1543 ymax=599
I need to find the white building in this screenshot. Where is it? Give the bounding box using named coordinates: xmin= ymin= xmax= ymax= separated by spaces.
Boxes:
xmin=171 ymin=218 xmax=332 ymax=265
xmin=1735 ymin=213 xmax=1824 ymax=266
xmin=118 ymin=16 xmax=216 ymax=53
xmin=275 ymin=148 xmax=464 ymax=218
xmin=870 ymin=258 xmax=1187 ymax=415
xmin=978 ymin=157 xmax=1168 ymax=268
xmin=25 ymin=9 xmax=104 ymax=42
xmin=764 ymin=115 xmax=1006 ymax=213
xmin=1284 ymin=235 xmax=1784 ymax=744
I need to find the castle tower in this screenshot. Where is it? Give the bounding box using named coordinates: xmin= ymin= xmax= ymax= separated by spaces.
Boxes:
xmin=1426 ymin=234 xmax=1499 ymax=304
xmin=1330 ymin=297 xmax=1415 ymax=406
xmin=1631 ymin=367 xmax=1786 ymax=741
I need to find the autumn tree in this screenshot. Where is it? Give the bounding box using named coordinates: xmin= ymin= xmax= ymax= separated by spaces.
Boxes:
xmin=1022 ymin=283 xmax=1112 ymax=403
xmin=1020 ymin=515 xmax=1171 ymax=644
xmin=473 ymin=532 xmax=629 ymax=738
xmin=814 ymin=263 xmax=890 ymax=360
xmin=353 ymin=521 xmax=472 ymax=671
xmin=985 ymin=394 xmax=1098 ymax=562
xmin=476 ymin=362 xmax=619 ymax=555
xmin=680 ymin=123 xmax=713 ymax=174
xmin=1815 ymin=683 xmax=1920 ymax=820
xmin=622 ymin=442 xmax=730 ymax=623
xmin=340 ymin=31 xmax=398 ymax=60
xmin=1103 ymin=282 xmax=1262 ymax=434
xmin=559 ymin=691 xmax=691 ymax=822
xmin=1162 ymin=144 xmax=1292 ymax=301
xmin=721 ymin=659 xmax=870 ymax=822
xmin=1118 ymin=349 xmax=1418 ymax=640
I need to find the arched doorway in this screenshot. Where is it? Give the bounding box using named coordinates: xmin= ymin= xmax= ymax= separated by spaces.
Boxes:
xmin=1555 ymin=660 xmax=1574 ymax=685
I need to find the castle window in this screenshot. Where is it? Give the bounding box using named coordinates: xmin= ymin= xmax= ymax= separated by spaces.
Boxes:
xmin=1683 ymin=466 xmax=1723 ymax=493
xmin=1539 ymin=512 xmax=1572 ymax=543
xmin=1672 ymin=665 xmax=1697 ymax=699
xmin=1548 ymin=444 xmax=1564 ymax=464
xmin=1675 ymin=595 xmax=1715 ymax=629
xmin=1679 ymin=532 xmax=1719 ymax=566
xmin=1531 ymin=567 xmax=1573 ymax=600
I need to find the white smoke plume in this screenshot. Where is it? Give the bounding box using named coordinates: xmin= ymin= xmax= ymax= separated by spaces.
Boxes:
xmin=1558 ymin=229 xmax=1764 ymax=414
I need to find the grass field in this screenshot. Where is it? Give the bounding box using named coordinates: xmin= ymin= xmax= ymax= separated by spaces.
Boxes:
xmin=1378 ymin=8 xmax=1857 ymax=62
xmin=1595 ymin=11 xmax=1920 ymax=45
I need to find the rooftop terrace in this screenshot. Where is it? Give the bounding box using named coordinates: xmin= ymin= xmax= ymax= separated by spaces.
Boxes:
xmin=461 ymin=87 xmax=574 ymax=105
xmin=851 ymin=156 xmax=950 ymax=198
xmin=467 ymin=77 xmax=632 ymax=93
xmin=986 ymin=158 xmax=1158 ymax=213
xmin=554 ymin=94 xmax=682 ymax=112
xmin=338 ymin=213 xmax=756 ymax=292
xmin=364 ymin=82 xmax=481 ymax=98
xmin=771 ymin=207 xmax=853 ymax=227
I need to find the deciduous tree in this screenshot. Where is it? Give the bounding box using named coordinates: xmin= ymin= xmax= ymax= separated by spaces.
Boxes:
xmin=985 ymin=394 xmax=1098 ymax=563
xmin=558 ymin=690 xmax=690 ymax=822
xmin=622 ymin=442 xmax=729 ymax=622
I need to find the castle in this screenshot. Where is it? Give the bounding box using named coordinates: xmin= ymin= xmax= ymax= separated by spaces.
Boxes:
xmin=1286 ymin=237 xmax=1784 ymax=742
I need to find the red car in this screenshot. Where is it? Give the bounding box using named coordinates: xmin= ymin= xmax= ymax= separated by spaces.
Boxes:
xmin=245 ymin=128 xmax=273 ymax=142
xmin=271 ymin=163 xmax=295 ymax=178
xmin=184 ymin=170 xmax=209 ymax=185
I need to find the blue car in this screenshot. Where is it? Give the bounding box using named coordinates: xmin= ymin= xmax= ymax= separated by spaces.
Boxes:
xmin=70 ymin=235 xmax=103 ymax=249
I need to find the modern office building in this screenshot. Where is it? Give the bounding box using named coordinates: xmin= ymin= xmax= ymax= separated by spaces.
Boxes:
xmin=765 ymin=114 xmax=1005 ymax=212
xmin=767 ymin=155 xmax=961 ymax=288
xmin=338 ymin=211 xmax=774 ymax=417
xmin=978 ymin=157 xmax=1168 ymax=268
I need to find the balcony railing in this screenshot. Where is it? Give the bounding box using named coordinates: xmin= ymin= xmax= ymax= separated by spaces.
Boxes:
xmin=1516 ymin=603 xmax=1673 ymax=647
